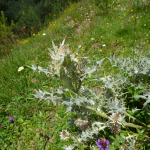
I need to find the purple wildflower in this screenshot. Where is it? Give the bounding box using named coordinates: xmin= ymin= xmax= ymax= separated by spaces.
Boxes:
xmin=84 ymin=42 xmax=86 ymax=45
xmin=44 ymin=134 xmax=47 ymax=138
xmin=96 ymin=139 xmax=110 ymax=150
xmin=9 ymin=117 xmax=15 ymax=123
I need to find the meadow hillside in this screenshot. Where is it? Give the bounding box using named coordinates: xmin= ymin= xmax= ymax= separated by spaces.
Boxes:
xmin=0 ymin=0 xmax=150 ymax=149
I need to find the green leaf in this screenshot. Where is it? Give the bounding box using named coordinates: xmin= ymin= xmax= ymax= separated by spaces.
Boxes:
xmin=120 ymin=131 xmax=128 ymax=136
xmin=60 ymin=67 xmax=75 ymax=92
xmin=114 ymin=140 xmax=119 ymax=147
xmin=109 ymin=135 xmax=115 ymax=140
xmin=137 ymin=129 xmax=142 ymax=135
xmin=22 ymin=120 xmax=31 ymax=126
xmin=118 ymin=137 xmax=125 ymax=142
xmin=108 ymin=145 xmax=116 ymax=150
xmin=17 ymin=118 xmax=24 ymax=124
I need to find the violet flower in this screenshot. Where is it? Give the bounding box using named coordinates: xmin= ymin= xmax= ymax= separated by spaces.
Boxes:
xmin=96 ymin=138 xmax=110 ymax=150
xmin=9 ymin=117 xmax=15 ymax=123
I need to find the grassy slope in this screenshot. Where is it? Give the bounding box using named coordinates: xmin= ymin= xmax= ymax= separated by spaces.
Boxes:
xmin=0 ymin=0 xmax=150 ymax=149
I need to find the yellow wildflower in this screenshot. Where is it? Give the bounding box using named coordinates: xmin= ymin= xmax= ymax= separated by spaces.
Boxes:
xmin=131 ymin=16 xmax=134 ymax=18
xmin=131 ymin=10 xmax=133 ymax=12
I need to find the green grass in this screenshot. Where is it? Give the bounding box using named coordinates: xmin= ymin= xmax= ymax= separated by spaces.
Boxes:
xmin=0 ymin=0 xmax=150 ymax=149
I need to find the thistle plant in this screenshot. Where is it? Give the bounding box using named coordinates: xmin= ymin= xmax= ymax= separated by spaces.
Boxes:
xmin=27 ymin=39 xmax=150 ymax=149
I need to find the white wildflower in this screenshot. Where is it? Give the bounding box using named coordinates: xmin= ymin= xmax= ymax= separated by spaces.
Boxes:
xmin=18 ymin=66 xmax=24 ymax=72
xmin=60 ymin=130 xmax=70 ymax=141
xmin=43 ymin=33 xmax=46 ymax=35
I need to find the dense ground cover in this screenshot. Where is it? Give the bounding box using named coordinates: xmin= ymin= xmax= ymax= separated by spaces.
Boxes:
xmin=0 ymin=0 xmax=150 ymax=149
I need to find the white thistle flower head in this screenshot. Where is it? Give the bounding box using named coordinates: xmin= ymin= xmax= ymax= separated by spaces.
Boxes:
xmin=60 ymin=130 xmax=70 ymax=141
xmin=18 ymin=66 xmax=24 ymax=72
xmin=109 ymin=113 xmax=123 ymax=125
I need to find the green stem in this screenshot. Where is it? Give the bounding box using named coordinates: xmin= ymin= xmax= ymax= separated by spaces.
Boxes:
xmin=123 ymin=122 xmax=143 ymax=129
xmin=123 ymin=111 xmax=146 ymax=126
xmin=76 ymin=105 xmax=145 ymax=129
xmin=69 ymin=131 xmax=84 ymax=150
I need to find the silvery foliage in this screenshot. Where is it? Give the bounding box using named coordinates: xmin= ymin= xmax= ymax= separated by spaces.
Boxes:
xmin=134 ymin=89 xmax=150 ymax=107
xmin=103 ymin=49 xmax=150 ymax=111
xmin=27 ymin=39 xmax=78 ymax=77
xmin=123 ymin=133 xmax=139 ymax=150
xmin=108 ymin=49 xmax=150 ymax=84
xmin=28 ymin=40 xmax=149 ymax=149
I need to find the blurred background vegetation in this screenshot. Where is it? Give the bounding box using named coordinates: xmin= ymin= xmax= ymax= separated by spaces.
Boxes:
xmin=0 ymin=0 xmax=79 ymax=57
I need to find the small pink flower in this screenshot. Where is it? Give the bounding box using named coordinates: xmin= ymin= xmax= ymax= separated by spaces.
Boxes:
xmin=44 ymin=134 xmax=47 ymax=138
xmin=111 ymin=123 xmax=120 ymax=133
xmin=36 ymin=129 xmax=40 ymax=133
